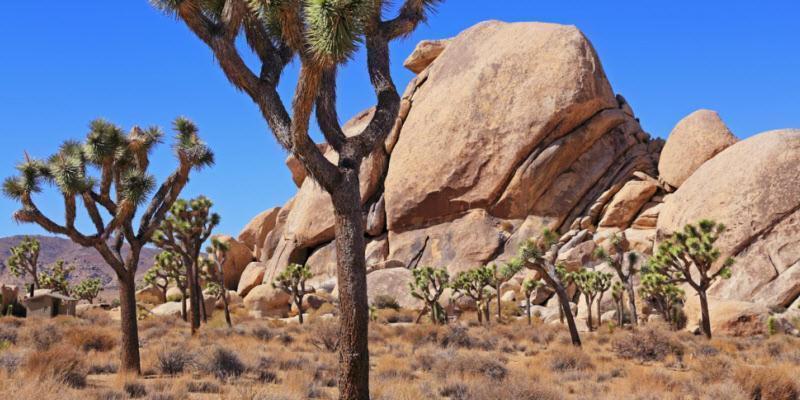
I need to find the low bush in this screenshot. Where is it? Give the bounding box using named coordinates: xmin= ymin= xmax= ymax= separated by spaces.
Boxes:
xmin=157 ymin=347 xmax=194 ymax=375
xmin=372 ymin=295 xmax=400 ymax=310
xmin=205 ymin=347 xmax=245 ymax=381
xmin=123 ymin=381 xmax=147 ymax=398
xmin=734 ymin=365 xmax=799 ymax=400
xmin=548 ymin=345 xmax=594 ymax=373
xmin=612 ymin=327 xmax=684 ymax=362
xmin=24 ymin=345 xmax=87 ymax=388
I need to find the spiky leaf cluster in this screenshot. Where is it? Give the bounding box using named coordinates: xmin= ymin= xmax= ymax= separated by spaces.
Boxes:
xmin=153 ymin=196 xmax=220 ymax=249
xmin=273 ymin=262 xmax=312 ymax=291
xmin=521 ymin=277 xmax=543 ymax=297
xmin=4 ymin=236 xmax=40 ymax=281
xmin=450 ymin=266 xmax=493 ymax=302
xmin=71 ymin=278 xmax=102 ymax=303
xmin=305 ymin=0 xmax=374 ymax=65
xmin=570 ymin=269 xmax=613 ymax=301
xmin=38 ymin=260 xmax=75 ymax=296
xmin=649 ymin=219 xmax=734 ymax=288
xmin=149 ymin=251 xmax=188 ymax=290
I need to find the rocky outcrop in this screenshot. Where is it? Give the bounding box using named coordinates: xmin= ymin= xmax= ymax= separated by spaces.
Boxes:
xmin=366 ymin=268 xmax=423 ymax=310
xmin=243 ymin=284 xmax=291 ymax=318
xmin=238 ymin=207 xmax=280 ymax=260
xmin=403 ymin=39 xmax=451 ymax=74
xmin=212 ymin=235 xmax=254 ymax=290
xmin=658 ymin=110 xmax=737 ymax=188
xmin=237 ymin=262 xmax=267 ymax=298
xmin=658 ymin=129 xmax=800 ymax=308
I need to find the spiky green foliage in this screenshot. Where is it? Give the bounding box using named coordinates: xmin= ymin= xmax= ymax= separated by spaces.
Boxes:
xmin=611 ymin=281 xmax=624 ymax=327
xmin=570 ymin=269 xmax=613 ymax=331
xmin=71 ymin=278 xmax=102 ymax=304
xmin=273 ymin=263 xmax=313 ymax=324
xmin=450 ymin=266 xmax=494 ymax=325
xmin=4 ymin=236 xmax=41 ymax=291
xmin=147 ymin=251 xmax=188 ymax=305
xmin=305 ymin=0 xmax=373 ymax=65
xmin=594 ymin=234 xmax=641 ymax=327
xmin=647 ymin=219 xmax=733 ymax=338
xmin=522 ymin=277 xmax=543 ymax=325
xmin=408 ymin=266 xmax=449 ymax=324
xmin=639 ymin=265 xmax=686 ymax=329
xmin=204 ymin=237 xmax=233 ymax=328
xmin=38 ymin=260 xmax=75 ymax=296
xmin=488 ymin=260 xmax=523 ymax=322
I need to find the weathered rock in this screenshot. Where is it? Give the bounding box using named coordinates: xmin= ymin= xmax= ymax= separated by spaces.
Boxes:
xmin=237 ymin=262 xmax=267 ymax=298
xmin=623 ymin=228 xmax=656 ymax=255
xmin=365 ymin=236 xmax=389 ymax=268
xmin=166 ymin=287 xmax=183 ymax=301
xmin=556 ymin=240 xmax=596 ymax=273
xmin=237 ymin=207 xmax=281 ymax=259
xmin=388 ymin=209 xmax=503 ymax=275
xmin=366 ymin=196 xmax=386 ymax=237
xmin=1 ymin=285 xmax=19 ymax=311
xmin=598 ymin=180 xmax=657 ymax=228
xmin=243 ymin=284 xmax=291 ymax=318
xmin=212 ymin=235 xmax=254 ymax=290
xmin=151 ymin=302 xmax=183 ymax=317
xmin=631 ymin=202 xmax=662 ymax=229
xmin=286 ymin=143 xmax=329 ymax=188
xmin=217 ymin=291 xmax=243 ymax=309
xmin=385 ymin=21 xmax=620 ymax=231
xmin=658 ymin=129 xmax=800 ymax=308
xmin=683 ymin=296 xmax=770 ymax=337
xmin=366 ymin=268 xmax=423 ymax=310
xmin=658 ymin=110 xmax=737 ymax=188
xmin=136 ymin=285 xmax=165 ymax=305
xmin=403 ymin=39 xmax=451 ymax=74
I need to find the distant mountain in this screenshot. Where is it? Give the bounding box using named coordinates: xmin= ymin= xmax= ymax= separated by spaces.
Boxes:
xmin=0 ymin=235 xmax=159 ymax=292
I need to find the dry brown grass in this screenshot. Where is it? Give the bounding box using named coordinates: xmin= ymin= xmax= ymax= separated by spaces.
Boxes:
xmin=0 ymin=311 xmax=798 ymax=399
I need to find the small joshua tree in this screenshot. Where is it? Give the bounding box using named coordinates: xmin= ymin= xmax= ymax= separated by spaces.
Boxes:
xmin=570 ymin=269 xmax=613 ymax=331
xmin=38 ymin=260 xmax=75 ymax=296
xmin=648 ymin=220 xmax=733 ymax=339
xmin=72 ymin=278 xmax=102 ymax=304
xmin=4 ymin=236 xmax=41 ymax=296
xmin=521 ymin=278 xmax=543 ymax=326
xmin=205 ymin=237 xmax=232 ymax=328
xmin=640 ymin=264 xmax=685 ymax=330
xmin=489 ymin=260 xmax=524 ymax=323
xmin=143 ymin=264 xmax=170 ymax=305
xmin=594 ymin=233 xmax=640 ymax=326
xmin=3 ymin=117 xmax=213 ymax=373
xmin=519 ymin=229 xmax=582 ymax=347
xmin=451 ymin=266 xmax=494 ymax=326
xmin=149 ymin=251 xmax=189 ymax=320
xmin=273 ymin=263 xmax=313 ymax=324
xmin=152 ymin=196 xmax=220 ymax=334
xmin=409 ymin=266 xmax=449 ymax=324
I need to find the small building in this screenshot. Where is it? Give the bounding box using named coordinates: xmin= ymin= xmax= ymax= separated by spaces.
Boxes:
xmin=23 ymin=292 xmax=78 ymax=318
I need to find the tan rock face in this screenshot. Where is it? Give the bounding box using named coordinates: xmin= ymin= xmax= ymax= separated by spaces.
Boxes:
xmin=366 ymin=268 xmax=423 ymax=310
xmin=388 ymin=209 xmax=503 ymax=275
xmin=683 ymin=296 xmax=769 ymax=336
xmin=237 ymin=262 xmax=267 ymax=298
xmin=136 ymin=285 xmax=164 ymax=305
xmin=212 ymin=235 xmax=254 ymax=290
xmin=403 ymin=39 xmax=451 ymax=74
xmin=243 ymin=284 xmax=291 ymax=318
xmin=237 ymin=207 xmax=280 ymax=259
xmin=658 ymin=110 xmax=737 ymax=188
xmin=598 ymin=180 xmax=657 ymax=228
xmin=658 ymin=129 xmax=800 ymax=308
xmin=384 ymin=21 xmax=619 ymax=231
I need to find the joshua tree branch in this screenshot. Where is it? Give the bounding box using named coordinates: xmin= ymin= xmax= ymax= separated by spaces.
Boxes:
xmin=381 ymin=0 xmax=434 ymax=39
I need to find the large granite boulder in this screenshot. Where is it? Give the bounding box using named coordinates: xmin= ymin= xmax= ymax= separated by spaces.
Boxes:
xmin=403 ymin=39 xmax=451 ymax=74
xmin=366 ymin=268 xmax=423 ymax=310
xmin=243 ymin=284 xmax=291 ymax=318
xmin=658 ymin=129 xmax=800 ymax=308
xmin=237 ymin=262 xmax=267 ymax=298
xmin=658 ymin=110 xmax=737 ymax=188
xmin=212 ymin=235 xmax=254 ymax=290
xmin=237 ymin=207 xmax=280 ymax=260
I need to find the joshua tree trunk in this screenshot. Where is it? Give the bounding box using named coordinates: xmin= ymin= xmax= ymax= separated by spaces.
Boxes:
xmin=626 ymin=282 xmax=638 ymax=326
xmin=495 ymin=281 xmax=502 ymax=323
xmin=542 ymin=272 xmax=581 ymax=347
xmin=187 ymin=263 xmax=201 ymax=335
xmin=476 ymin=298 xmax=483 ymax=324
xmin=118 ymin=265 xmax=141 ymax=374
xmin=597 ymin=293 xmax=604 ymax=330
xmin=296 ymin=294 xmax=304 ymax=325
xmin=222 ymin=290 xmax=232 ymax=328
xmin=526 ymin=297 xmax=532 ymax=325
xmin=180 ymin=292 xmax=188 ymax=322
xmin=332 ymin=174 xmax=370 ymax=400
xmin=698 ymin=289 xmax=712 ymax=339
xmin=585 ymin=297 xmax=594 ymax=332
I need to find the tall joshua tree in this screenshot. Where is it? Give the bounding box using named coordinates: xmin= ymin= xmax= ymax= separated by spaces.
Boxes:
xmin=150 ymin=1 xmax=441 ymax=396
xmin=519 ymin=229 xmax=582 ymax=347
xmin=408 ymin=266 xmax=449 ymax=324
xmin=147 ymin=251 xmax=190 ymax=319
xmin=273 ymin=262 xmax=313 ymax=324
xmin=72 ymin=278 xmax=103 ymax=304
xmin=571 ymin=269 xmax=612 ymax=331
xmin=594 ymin=233 xmax=640 ymax=326
xmin=451 ymin=267 xmax=494 ymax=326
xmin=521 ymin=278 xmax=543 ymax=326
xmin=4 ymin=236 xmax=41 ymax=296
xmin=2 ymin=117 xmax=213 ymax=373
xmin=648 ymin=220 xmax=734 ymax=339
xmin=38 ymin=260 xmax=75 ymax=296
xmin=489 ymin=260 xmax=523 ymax=323
xmin=205 ymin=237 xmax=233 ymax=328
xmin=152 ymin=196 xmax=220 ymax=335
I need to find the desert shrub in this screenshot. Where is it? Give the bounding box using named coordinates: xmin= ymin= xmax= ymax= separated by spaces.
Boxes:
xmin=186 ymin=380 xmax=220 ymax=393
xmin=466 ymin=378 xmax=562 ymax=400
xmin=24 ymin=345 xmax=87 ymax=388
xmin=0 ymin=323 xmax=19 ymax=344
xmin=21 ymin=322 xmax=61 ymax=350
xmin=548 ymin=345 xmax=594 ymax=373
xmin=379 ymin=308 xmax=415 ymax=323
xmin=124 ymin=382 xmax=147 ymax=398
xmin=477 ymin=358 xmax=507 ymax=381
xmin=372 ymin=294 xmax=400 ymax=310
xmin=440 ymin=325 xmax=495 ymax=350
xmin=205 ymin=347 xmax=245 ymax=381
xmin=612 ymin=327 xmax=684 ymax=362
xmin=439 ymin=383 xmax=468 ymax=399
xmin=529 ymin=325 xmax=558 ymax=346
xmin=250 ymin=326 xmax=273 ymax=341
xmin=0 ymin=351 xmax=22 ymax=373
xmin=67 ymin=326 xmax=116 ymax=352
xmin=307 ymin=319 xmax=339 ymax=352
xmin=94 ymin=390 xmax=127 ymax=400
xmin=734 ymin=366 xmax=799 ymax=400
xmin=157 ymin=347 xmax=194 ymax=375
xmin=88 ymin=362 xmax=118 ymax=374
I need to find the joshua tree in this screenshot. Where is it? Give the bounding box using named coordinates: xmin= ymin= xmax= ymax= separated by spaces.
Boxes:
xmin=594 ymin=233 xmax=640 ymax=326
xmin=489 ymin=260 xmax=524 ymax=323
xmin=4 ymin=236 xmax=41 ymax=296
xmin=204 ymin=237 xmax=232 ymax=328
xmin=640 ymin=263 xmax=686 ymax=330
xmin=150 ymin=1 xmax=441 ymax=396
xmin=72 ymin=278 xmax=103 ymax=304
xmin=571 ymin=269 xmax=613 ymax=331
xmin=143 ymin=264 xmax=170 ymax=305
xmin=519 ymin=229 xmax=582 ymax=347
xmin=521 ymin=278 xmax=543 ymax=326
xmin=2 ymin=117 xmax=213 ymax=373
xmin=409 ymin=266 xmax=449 ymax=324
xmin=648 ymin=220 xmax=733 ymax=339
xmin=152 ymin=196 xmax=220 ymax=334
xmin=273 ymin=263 xmax=313 ymax=324
xmin=38 ymin=260 xmax=75 ymax=296
xmin=451 ymin=267 xmax=494 ymax=326
xmin=611 ymin=281 xmax=625 ymax=327
xmin=148 ymin=251 xmax=190 ymax=320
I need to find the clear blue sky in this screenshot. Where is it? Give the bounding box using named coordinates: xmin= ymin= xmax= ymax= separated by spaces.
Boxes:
xmin=1 ymin=1 xmax=798 ymax=238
